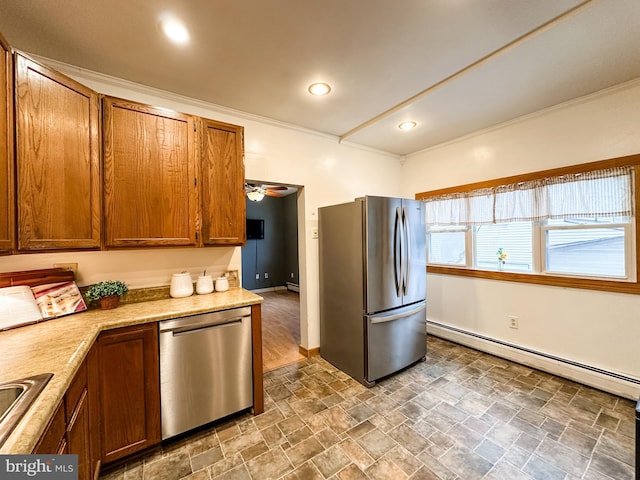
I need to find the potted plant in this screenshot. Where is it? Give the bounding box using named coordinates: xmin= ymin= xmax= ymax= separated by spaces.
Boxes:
xmin=85 ymin=280 xmax=129 ymax=310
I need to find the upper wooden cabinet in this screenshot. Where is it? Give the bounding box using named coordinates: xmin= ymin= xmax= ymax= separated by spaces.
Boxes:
xmin=200 ymin=118 xmax=245 ymax=245
xmin=103 ymin=96 xmax=197 ymax=248
xmin=0 ymin=34 xmax=14 ymax=253
xmin=15 ymin=53 xmax=101 ymax=251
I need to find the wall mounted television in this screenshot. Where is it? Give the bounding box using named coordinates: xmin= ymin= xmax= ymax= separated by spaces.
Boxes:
xmin=246 ymin=219 xmax=264 ymax=240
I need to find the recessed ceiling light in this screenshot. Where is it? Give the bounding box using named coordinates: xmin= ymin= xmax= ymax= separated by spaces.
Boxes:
xmin=160 ymin=17 xmax=190 ymax=45
xmin=308 ymin=82 xmax=331 ymax=96
xmin=398 ymin=121 xmax=417 ymax=131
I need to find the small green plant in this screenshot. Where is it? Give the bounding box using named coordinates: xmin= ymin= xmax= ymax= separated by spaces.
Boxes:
xmin=85 ymin=280 xmax=129 ymax=302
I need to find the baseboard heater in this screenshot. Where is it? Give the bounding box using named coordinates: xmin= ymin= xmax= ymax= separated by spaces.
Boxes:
xmin=286 ymin=282 xmax=299 ymax=292
xmin=427 ymin=320 xmax=640 ymax=400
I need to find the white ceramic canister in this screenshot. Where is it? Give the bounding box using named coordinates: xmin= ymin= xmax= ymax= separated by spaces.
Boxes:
xmin=170 ymin=272 xmax=194 ymax=298
xmin=214 ymin=276 xmax=229 ymax=292
xmin=196 ymin=275 xmax=214 ymax=295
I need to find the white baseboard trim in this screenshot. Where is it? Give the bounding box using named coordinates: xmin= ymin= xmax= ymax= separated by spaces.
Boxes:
xmin=427 ymin=321 xmax=640 ymax=401
xmin=250 ymin=286 xmax=287 ymax=294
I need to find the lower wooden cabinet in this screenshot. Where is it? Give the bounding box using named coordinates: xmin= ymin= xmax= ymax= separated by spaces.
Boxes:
xmin=65 ymin=361 xmax=93 ymax=480
xmin=92 ymin=323 xmax=161 ymax=465
xmin=33 ymin=402 xmax=66 ymax=455
xmin=34 ymin=311 xmax=260 ymax=473
xmin=34 ymin=357 xmax=96 ymax=480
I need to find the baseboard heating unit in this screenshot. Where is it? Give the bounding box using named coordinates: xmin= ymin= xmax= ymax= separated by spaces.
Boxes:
xmin=427 ymin=320 xmax=640 ymax=400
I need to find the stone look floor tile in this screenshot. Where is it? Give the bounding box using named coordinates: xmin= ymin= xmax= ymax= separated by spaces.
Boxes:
xmin=283 ymin=436 xmax=324 ymax=467
xmin=355 ymin=428 xmax=397 ymax=460
xmin=383 ymin=446 xmax=423 ymax=476
xmin=311 ymin=444 xmax=352 ymax=477
xmin=141 ymin=450 xmax=192 ymax=480
xmin=537 ymin=436 xmax=590 ymax=477
xmin=100 ymin=336 xmax=635 ymax=480
xmin=213 ymin=464 xmax=251 ymax=480
xmin=365 ymin=457 xmax=408 ymax=480
xmin=440 ymin=445 xmax=494 ymax=479
xmin=245 ymin=448 xmax=293 ymax=479
xmin=337 ymin=464 xmax=369 ymax=480
xmin=338 ymin=437 xmax=376 ymax=471
xmin=191 ymin=446 xmax=224 ymax=471
xmin=523 ymin=454 xmax=567 ymax=480
xmin=281 ymin=461 xmax=324 ymax=480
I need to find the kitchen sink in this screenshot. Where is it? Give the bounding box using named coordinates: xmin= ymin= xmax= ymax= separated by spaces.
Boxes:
xmin=0 ymin=373 xmax=53 ymax=447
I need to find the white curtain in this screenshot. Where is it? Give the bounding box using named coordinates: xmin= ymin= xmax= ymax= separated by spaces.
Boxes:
xmin=425 ymin=166 xmax=634 ymax=226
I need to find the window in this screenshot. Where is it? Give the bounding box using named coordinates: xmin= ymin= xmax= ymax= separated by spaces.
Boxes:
xmin=543 ymin=216 xmax=631 ymax=278
xmin=474 ymin=222 xmax=533 ymax=272
xmin=428 ymin=226 xmax=468 ymax=266
xmin=418 ymin=156 xmax=640 ymax=294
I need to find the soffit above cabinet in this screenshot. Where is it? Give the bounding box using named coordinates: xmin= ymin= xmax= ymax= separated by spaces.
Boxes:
xmin=0 ymin=0 xmax=638 ymax=155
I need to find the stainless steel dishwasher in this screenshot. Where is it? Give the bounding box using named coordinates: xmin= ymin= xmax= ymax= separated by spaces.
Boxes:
xmin=159 ymin=307 xmax=253 ymax=440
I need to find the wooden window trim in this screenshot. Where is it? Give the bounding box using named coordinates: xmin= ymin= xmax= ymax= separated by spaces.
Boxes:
xmin=416 ymin=153 xmax=640 ymax=295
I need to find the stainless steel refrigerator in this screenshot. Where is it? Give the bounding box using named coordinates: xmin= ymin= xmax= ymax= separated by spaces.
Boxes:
xmin=319 ymin=196 xmax=427 ymax=387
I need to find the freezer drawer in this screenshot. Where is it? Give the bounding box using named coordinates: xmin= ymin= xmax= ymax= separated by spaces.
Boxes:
xmin=366 ymin=302 xmax=426 ymax=383
xmin=159 ymin=307 xmax=253 ymax=440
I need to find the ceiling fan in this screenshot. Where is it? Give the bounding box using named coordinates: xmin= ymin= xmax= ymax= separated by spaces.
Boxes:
xmin=245 ymin=183 xmax=288 ymax=201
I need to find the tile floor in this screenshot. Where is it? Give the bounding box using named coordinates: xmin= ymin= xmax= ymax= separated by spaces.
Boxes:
xmin=100 ymin=336 xmax=636 ymax=480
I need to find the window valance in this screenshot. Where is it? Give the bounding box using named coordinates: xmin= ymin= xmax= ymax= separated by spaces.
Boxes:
xmin=424 ymin=166 xmax=634 ymax=226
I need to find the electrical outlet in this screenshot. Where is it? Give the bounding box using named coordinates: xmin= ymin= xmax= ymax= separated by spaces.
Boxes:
xmin=290 ymin=273 xmax=294 ymax=278
xmin=264 ymin=272 xmax=269 ymax=279
xmin=509 ymin=315 xmax=518 ymax=329
xmin=225 ymin=270 xmax=239 ymax=287
xmin=255 ymin=273 xmax=260 ymax=280
xmin=53 ymin=263 xmax=78 ymax=275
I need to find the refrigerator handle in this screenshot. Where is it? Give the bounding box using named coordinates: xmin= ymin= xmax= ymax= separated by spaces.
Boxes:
xmin=402 ymin=206 xmax=411 ymax=296
xmin=368 ymin=302 xmax=426 ymax=324
xmin=394 ymin=206 xmax=402 ymax=297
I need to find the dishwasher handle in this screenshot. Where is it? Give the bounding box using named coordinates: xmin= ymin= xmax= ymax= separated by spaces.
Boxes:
xmin=159 ymin=307 xmax=251 ymax=333
xmin=170 ymin=318 xmax=244 ymax=336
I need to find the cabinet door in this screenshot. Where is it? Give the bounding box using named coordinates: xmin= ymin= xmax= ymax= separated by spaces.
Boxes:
xmin=15 ymin=53 xmax=101 ymax=251
xmin=103 ymin=96 xmax=197 ymax=247
xmin=0 ymin=33 xmax=13 ymax=254
xmin=33 ymin=401 xmax=67 ymax=455
xmin=200 ymin=119 xmax=245 ymax=245
xmin=66 ymin=361 xmax=91 ymax=480
xmin=67 ymin=389 xmax=91 ymax=480
xmin=95 ymin=323 xmax=160 ymax=464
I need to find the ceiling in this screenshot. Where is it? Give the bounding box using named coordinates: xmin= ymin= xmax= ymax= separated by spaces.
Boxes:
xmin=0 ymin=0 xmax=638 ymax=156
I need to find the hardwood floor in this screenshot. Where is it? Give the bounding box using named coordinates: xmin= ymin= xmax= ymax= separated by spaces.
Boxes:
xmin=260 ymin=289 xmax=305 ymax=372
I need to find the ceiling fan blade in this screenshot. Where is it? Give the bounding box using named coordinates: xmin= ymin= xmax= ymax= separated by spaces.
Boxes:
xmin=264 ymin=190 xmax=284 ymax=197
xmin=265 ymin=186 xmax=288 ymax=191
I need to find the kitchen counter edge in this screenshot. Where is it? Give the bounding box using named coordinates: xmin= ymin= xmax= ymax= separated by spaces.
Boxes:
xmin=0 ymin=288 xmax=263 ymax=454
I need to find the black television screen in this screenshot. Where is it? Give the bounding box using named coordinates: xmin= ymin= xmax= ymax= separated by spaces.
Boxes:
xmin=246 ymin=219 xmax=264 ymax=239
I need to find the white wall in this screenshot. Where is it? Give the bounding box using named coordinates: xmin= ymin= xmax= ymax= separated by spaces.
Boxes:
xmin=401 ymin=79 xmax=640 ymax=397
xmin=1 ymin=57 xmax=403 ymax=351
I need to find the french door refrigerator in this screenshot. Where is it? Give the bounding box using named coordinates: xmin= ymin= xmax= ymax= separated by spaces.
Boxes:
xmin=319 ymin=196 xmax=427 ymax=386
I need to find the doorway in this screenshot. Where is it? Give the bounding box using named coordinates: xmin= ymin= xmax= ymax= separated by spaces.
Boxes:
xmin=241 ymin=181 xmax=303 ymax=371
xmin=259 ymin=290 xmax=305 ymax=371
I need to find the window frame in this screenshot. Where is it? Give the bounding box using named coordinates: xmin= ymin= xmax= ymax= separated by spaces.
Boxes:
xmin=540 ymin=219 xmax=635 ymax=281
xmin=416 ymin=154 xmax=640 ymax=295
xmin=427 ymin=225 xmax=471 ymax=267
